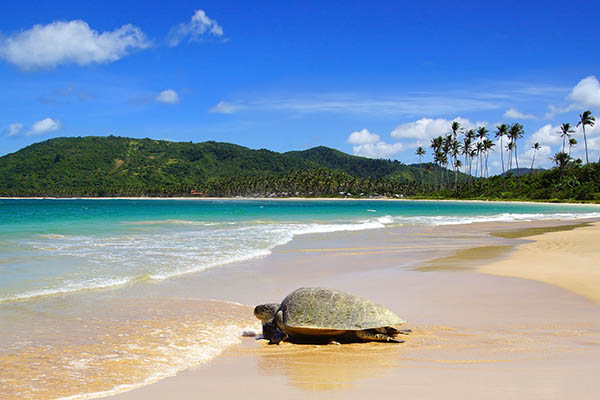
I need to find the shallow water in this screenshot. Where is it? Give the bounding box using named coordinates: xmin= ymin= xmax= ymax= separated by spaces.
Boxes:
xmin=2 ymin=199 xmax=600 ymax=399
xmin=2 ymin=199 xmax=598 ymax=303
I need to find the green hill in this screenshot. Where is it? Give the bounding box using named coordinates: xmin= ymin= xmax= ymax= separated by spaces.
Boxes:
xmin=0 ymin=136 xmax=442 ymax=197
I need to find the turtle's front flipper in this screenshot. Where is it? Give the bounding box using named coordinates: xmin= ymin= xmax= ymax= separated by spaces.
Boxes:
xmin=269 ymin=327 xmax=288 ymax=345
xmin=261 ymin=322 xmax=275 ymax=341
xmin=356 ymin=329 xmax=405 ymax=343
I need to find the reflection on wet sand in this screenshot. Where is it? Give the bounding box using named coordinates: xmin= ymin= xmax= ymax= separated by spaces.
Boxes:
xmin=254 ymin=339 xmax=407 ymax=391
xmin=242 ymin=322 xmax=600 ymax=392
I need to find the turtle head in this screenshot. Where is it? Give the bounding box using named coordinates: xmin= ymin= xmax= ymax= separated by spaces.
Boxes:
xmin=253 ymin=303 xmax=280 ymax=322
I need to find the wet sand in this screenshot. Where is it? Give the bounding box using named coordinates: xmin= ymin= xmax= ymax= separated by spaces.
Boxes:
xmin=110 ymin=219 xmax=600 ymax=400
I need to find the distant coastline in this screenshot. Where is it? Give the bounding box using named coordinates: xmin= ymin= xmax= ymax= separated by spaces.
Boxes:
xmin=3 ymin=196 xmax=600 ymax=207
xmin=2 ymin=136 xmax=600 ymax=203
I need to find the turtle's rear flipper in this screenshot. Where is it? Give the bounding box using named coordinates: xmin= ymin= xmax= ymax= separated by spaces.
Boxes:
xmin=378 ymin=327 xmax=412 ymax=336
xmin=268 ymin=328 xmax=288 ymax=345
xmin=356 ymin=329 xmax=405 ymax=343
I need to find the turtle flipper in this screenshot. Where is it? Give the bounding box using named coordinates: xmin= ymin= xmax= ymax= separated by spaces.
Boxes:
xmin=261 ymin=322 xmax=275 ymax=341
xmin=269 ymin=327 xmax=288 ymax=345
xmin=269 ymin=310 xmax=288 ymax=344
xmin=356 ymin=329 xmax=405 ymax=343
xmin=377 ymin=327 xmax=412 ymax=336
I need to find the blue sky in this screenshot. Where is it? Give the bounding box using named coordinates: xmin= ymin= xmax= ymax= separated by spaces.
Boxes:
xmin=1 ymin=0 xmax=599 ymax=172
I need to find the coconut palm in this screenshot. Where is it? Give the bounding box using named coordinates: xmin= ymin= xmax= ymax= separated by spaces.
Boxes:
xmin=449 ymin=138 xmax=461 ymax=192
xmin=577 ymin=110 xmax=595 ymax=164
xmin=475 ymin=141 xmax=485 ymax=178
xmin=475 ymin=126 xmax=489 ymax=178
xmin=430 ymin=136 xmax=443 ymax=190
xmin=508 ymin=123 xmax=524 ymax=180
xmin=461 ymin=129 xmax=475 ymax=186
xmin=551 ymin=152 xmax=571 ymax=178
xmin=530 ymin=142 xmax=541 ymax=176
xmin=483 ymin=138 xmax=495 ymax=179
xmin=558 ymin=123 xmax=575 ymax=154
xmin=450 ymin=121 xmax=462 ymax=139
xmin=442 ymin=134 xmax=453 ymax=188
xmin=506 ymin=141 xmax=515 ymax=172
xmin=494 ymin=124 xmax=509 ymax=176
xmin=415 ymin=146 xmax=426 ymax=191
xmin=448 ymin=123 xmax=462 ymax=190
xmin=568 ymin=137 xmax=577 ymax=157
xmin=435 ymin=151 xmax=448 ymax=190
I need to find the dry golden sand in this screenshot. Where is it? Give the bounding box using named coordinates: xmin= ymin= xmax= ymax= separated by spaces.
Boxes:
xmin=110 ymin=221 xmax=600 ymax=400
xmin=481 ymin=222 xmax=600 ymax=305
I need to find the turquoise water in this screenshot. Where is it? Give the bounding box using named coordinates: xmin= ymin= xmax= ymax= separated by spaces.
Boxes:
xmin=1 ymin=199 xmax=599 ymax=303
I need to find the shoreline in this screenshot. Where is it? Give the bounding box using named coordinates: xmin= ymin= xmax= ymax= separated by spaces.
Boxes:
xmin=109 ymin=218 xmax=600 ymax=400
xmin=3 ymin=213 xmax=600 ymax=400
xmin=2 ymin=196 xmax=600 ymax=207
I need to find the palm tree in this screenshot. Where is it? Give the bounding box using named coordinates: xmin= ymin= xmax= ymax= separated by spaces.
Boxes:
xmin=568 ymin=137 xmax=577 ymax=157
xmin=435 ymin=151 xmax=448 ymax=190
xmin=463 ymin=129 xmax=475 ymax=182
xmin=508 ymin=123 xmax=524 ymax=180
xmin=443 ymin=134 xmax=453 ymax=188
xmin=483 ymin=138 xmax=495 ymax=179
xmin=448 ymin=122 xmax=462 ymax=190
xmin=506 ymin=141 xmax=515 ymax=172
xmin=558 ymin=123 xmax=575 ymax=154
xmin=476 ymin=127 xmax=489 ymax=179
xmin=476 ymin=126 xmax=489 ymax=142
xmin=430 ymin=136 xmax=443 ymax=190
xmin=449 ymin=138 xmax=461 ymax=192
xmin=494 ymin=124 xmax=509 ymax=177
xmin=551 ymin=152 xmax=571 ymax=178
xmin=475 ymin=141 xmax=485 ymax=178
xmin=415 ymin=146 xmax=426 ymax=191
xmin=530 ymin=142 xmax=541 ymax=175
xmin=450 ymin=121 xmax=462 ymax=140
xmin=577 ymin=110 xmax=595 ymax=165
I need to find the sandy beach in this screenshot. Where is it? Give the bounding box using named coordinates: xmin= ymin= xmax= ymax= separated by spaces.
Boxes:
xmin=105 ymin=219 xmax=600 ymax=400
xmin=482 ymin=222 xmax=600 ymax=305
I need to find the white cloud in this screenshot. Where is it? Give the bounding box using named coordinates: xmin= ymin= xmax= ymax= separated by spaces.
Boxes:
xmin=0 ymin=20 xmax=150 ymax=69
xmin=568 ymin=75 xmax=600 ymax=109
xmin=519 ymin=143 xmax=552 ymax=169
xmin=209 ymin=101 xmax=243 ymax=114
xmin=528 ymin=124 xmax=562 ymax=147
xmin=351 ymin=141 xmax=404 ymax=159
xmin=346 ymin=128 xmax=403 ymax=159
xmin=524 ymin=123 xmax=600 ymax=163
xmin=347 ymin=128 xmax=380 ymax=145
xmin=156 ymin=89 xmax=180 ymax=104
xmin=168 ymin=10 xmax=224 ymax=46
xmin=6 ymin=122 xmax=23 ymax=136
xmin=247 ymin=96 xmax=499 ymax=116
xmin=543 ymin=104 xmax=578 ymax=119
xmin=28 ymin=118 xmax=61 ymax=135
xmin=503 ymin=108 xmax=536 ymax=120
xmin=545 ymin=76 xmax=600 ymax=119
xmin=390 ymin=117 xmax=485 ymax=145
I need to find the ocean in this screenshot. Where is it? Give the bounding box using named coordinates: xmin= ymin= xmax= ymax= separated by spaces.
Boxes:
xmin=1 ymin=198 xmax=599 ymax=399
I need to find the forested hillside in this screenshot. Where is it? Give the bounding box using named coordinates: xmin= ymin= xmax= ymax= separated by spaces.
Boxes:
xmin=0 ymin=136 xmax=437 ymax=197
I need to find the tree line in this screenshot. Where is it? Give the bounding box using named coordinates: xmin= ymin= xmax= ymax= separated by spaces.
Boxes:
xmin=413 ymin=110 xmax=598 ymax=201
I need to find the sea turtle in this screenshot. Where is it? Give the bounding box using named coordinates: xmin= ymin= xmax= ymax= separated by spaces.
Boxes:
xmin=253 ymin=287 xmax=410 ymax=344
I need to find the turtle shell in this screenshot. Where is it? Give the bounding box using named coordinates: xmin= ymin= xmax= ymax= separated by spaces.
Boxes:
xmin=280 ymin=287 xmax=404 ymax=331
